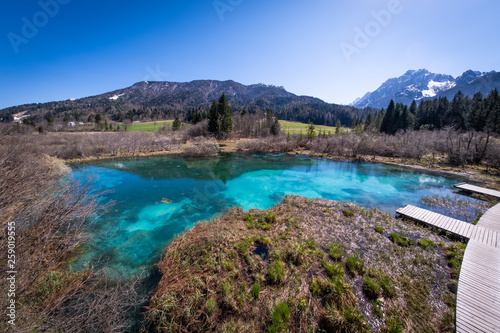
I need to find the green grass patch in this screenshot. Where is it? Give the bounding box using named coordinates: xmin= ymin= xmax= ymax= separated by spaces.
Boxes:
xmin=362 ymin=276 xmax=382 ymax=299
xmin=321 ymin=304 xmax=369 ymax=332
xmin=235 ymin=237 xmax=254 ymax=255
xmin=279 ymin=120 xmax=349 ymax=135
xmin=327 ymin=242 xmax=345 ymax=261
xmin=374 ymin=225 xmax=384 ymax=234
xmin=268 ymin=302 xmax=290 ymax=333
xmin=245 ymin=212 xmax=278 ymax=230
xmin=206 ymin=298 xmax=217 ymax=315
xmin=418 ymin=238 xmax=436 ymax=248
xmin=380 ymin=276 xmax=396 ymax=298
xmin=251 ymin=282 xmax=260 ymax=300
xmin=389 ymin=233 xmax=415 ymax=247
xmin=310 ymin=279 xmax=322 ymax=296
xmin=244 ymin=214 xmax=255 ymax=229
xmin=342 ymin=209 xmax=354 ymax=217
xmin=346 ymin=254 xmax=365 ymax=277
xmin=381 ymin=317 xmax=404 ymax=333
xmin=472 ymin=213 xmax=483 ymax=225
xmin=127 ymin=121 xmax=173 ymax=131
xmin=322 ymin=260 xmax=345 ymax=278
xmin=254 ymin=235 xmax=271 ymax=245
xmin=268 ymin=260 xmax=285 ymax=284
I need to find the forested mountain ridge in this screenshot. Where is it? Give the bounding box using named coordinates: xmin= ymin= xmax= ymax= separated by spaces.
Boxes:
xmin=0 ymin=80 xmax=375 ymax=127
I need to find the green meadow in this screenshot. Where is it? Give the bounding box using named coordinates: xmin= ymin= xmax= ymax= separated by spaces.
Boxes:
xmin=127 ymin=121 xmax=173 ymax=131
xmin=279 ymin=120 xmax=348 ymax=134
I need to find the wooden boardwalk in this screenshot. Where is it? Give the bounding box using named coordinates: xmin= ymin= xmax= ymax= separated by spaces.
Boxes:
xmin=456 ymin=239 xmax=500 ymax=332
xmin=455 ymin=183 xmax=500 ymax=199
xmin=398 ymin=183 xmax=500 ymax=332
xmin=396 ymin=205 xmax=499 ymax=247
xmin=477 ymin=203 xmax=500 ymax=233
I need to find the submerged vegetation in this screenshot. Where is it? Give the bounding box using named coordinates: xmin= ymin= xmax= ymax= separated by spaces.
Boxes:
xmin=421 ymin=195 xmax=492 ymax=222
xmin=142 ymin=196 xmax=465 ymax=332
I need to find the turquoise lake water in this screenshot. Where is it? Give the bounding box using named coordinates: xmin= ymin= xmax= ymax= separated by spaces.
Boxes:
xmin=71 ymin=153 xmax=471 ymax=276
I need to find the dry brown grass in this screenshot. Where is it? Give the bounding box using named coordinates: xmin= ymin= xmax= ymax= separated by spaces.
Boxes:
xmin=0 ymin=137 xmax=147 ymax=332
xmin=143 ymin=196 xmax=465 ymax=333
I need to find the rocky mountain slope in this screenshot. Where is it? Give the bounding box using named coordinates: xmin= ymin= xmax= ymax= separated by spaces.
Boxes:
xmin=353 ymin=69 xmax=499 ymax=109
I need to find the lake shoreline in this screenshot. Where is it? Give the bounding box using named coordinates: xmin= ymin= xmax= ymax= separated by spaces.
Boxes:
xmin=66 ymin=138 xmax=500 ymax=191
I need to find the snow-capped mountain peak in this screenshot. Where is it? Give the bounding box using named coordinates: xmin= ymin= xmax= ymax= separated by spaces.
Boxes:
xmin=421 ymin=80 xmax=456 ymax=98
xmin=352 ymin=69 xmax=497 ymax=109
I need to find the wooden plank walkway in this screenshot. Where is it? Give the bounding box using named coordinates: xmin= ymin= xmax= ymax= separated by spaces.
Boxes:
xmin=398 ymin=191 xmax=500 ymax=332
xmin=455 ymin=183 xmax=500 ymax=199
xmin=456 ymin=239 xmax=500 ymax=332
xmin=396 ymin=205 xmax=499 ymax=247
xmin=477 ymin=203 xmax=500 ymax=233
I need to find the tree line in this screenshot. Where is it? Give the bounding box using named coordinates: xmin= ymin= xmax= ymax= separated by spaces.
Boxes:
xmin=370 ymin=89 xmax=500 ymax=135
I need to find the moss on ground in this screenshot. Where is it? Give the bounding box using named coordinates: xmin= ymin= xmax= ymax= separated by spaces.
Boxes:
xmin=142 ymin=196 xmax=465 ymax=332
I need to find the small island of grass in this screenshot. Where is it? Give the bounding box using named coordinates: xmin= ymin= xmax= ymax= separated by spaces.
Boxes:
xmin=142 ymin=196 xmax=464 ymax=333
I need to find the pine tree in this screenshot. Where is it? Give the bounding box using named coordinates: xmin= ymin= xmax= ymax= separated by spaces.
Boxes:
xmin=266 ymin=109 xmax=274 ymax=124
xmin=468 ymin=92 xmax=485 ymax=131
xmin=218 ymin=93 xmax=232 ymax=139
xmin=335 ymin=120 xmax=341 ymax=134
xmin=393 ymin=103 xmax=404 ymax=133
xmin=207 ymin=100 xmax=219 ymax=136
xmin=192 ymin=112 xmax=203 ymax=124
xmin=270 ymin=118 xmax=281 ymax=136
xmin=445 ymin=91 xmax=466 ymax=130
xmin=435 ymin=97 xmax=449 ymax=129
xmin=364 ymin=114 xmax=372 ymax=132
xmin=486 ymin=89 xmax=500 ymax=133
xmin=409 ymin=100 xmax=418 ymax=116
xmin=380 ymin=100 xmax=395 ymax=134
xmin=172 ymin=117 xmax=182 ymax=131
xmin=399 ymin=105 xmax=413 ymax=131
xmin=374 ymin=110 xmax=383 ymax=131
xmin=307 ymin=121 xmax=315 ymax=141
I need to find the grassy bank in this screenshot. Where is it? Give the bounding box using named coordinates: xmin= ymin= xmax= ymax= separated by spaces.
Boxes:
xmin=142 ymin=196 xmax=464 ymax=332
xmin=280 ymin=120 xmax=348 ymax=134
xmin=128 ymin=121 xmax=174 ymax=131
xmin=119 ymin=120 xmax=341 ymax=134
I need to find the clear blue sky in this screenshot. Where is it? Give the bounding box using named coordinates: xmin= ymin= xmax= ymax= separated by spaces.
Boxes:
xmin=1 ymin=0 xmax=499 ymax=109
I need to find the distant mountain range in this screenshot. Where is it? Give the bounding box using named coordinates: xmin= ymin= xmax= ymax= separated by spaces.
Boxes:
xmin=352 ymin=69 xmax=500 ymax=109
xmin=0 ymin=80 xmax=374 ymax=127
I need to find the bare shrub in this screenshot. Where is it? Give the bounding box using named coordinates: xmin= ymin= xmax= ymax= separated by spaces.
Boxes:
xmin=443 ymin=129 xmax=493 ymax=166
xmin=44 ymin=271 xmax=147 ymax=333
xmin=0 ymin=137 xmax=146 ymax=332
xmin=309 ymin=130 xmax=500 ymax=167
xmin=0 ymin=131 xmax=183 ymax=161
xmin=0 ymin=136 xmax=66 ymax=220
xmin=484 ymin=138 xmax=500 ymax=168
xmin=237 ymin=135 xmax=298 ymax=153
xmin=180 ymin=137 xmax=220 ymax=156
xmin=184 ymin=120 xmax=210 ymax=139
